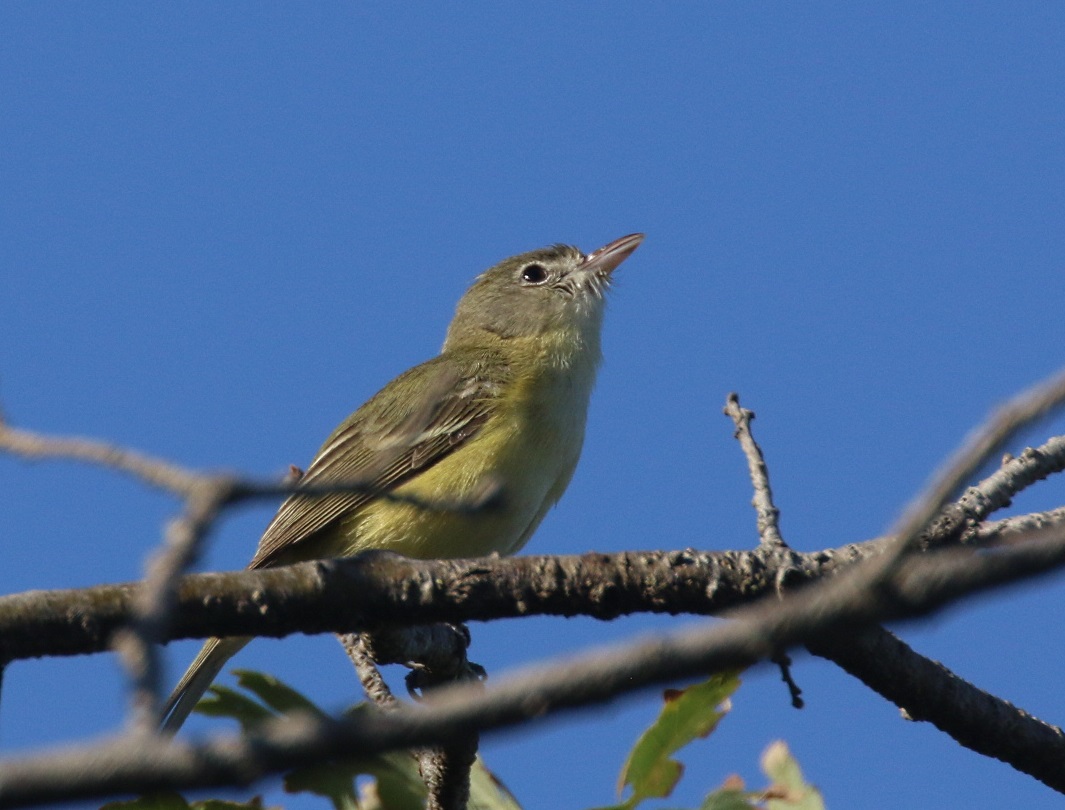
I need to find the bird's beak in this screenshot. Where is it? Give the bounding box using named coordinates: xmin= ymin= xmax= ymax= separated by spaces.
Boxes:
xmin=581 ymin=233 xmax=645 ymax=277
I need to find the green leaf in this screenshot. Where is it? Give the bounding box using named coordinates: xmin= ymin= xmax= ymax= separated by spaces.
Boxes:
xmin=699 ymin=786 xmax=758 ymax=810
xmin=468 ymin=757 xmax=524 ymax=810
xmin=194 ymin=684 xmax=275 ymax=731
xmin=616 ymin=671 xmax=741 ymax=806
xmin=689 ymin=742 xmax=825 ymax=810
xmin=232 ymin=669 xmax=325 ymax=717
xmin=194 ymin=670 xmax=323 ymax=731
xmin=761 ymin=742 xmax=824 ymax=810
xmin=190 ymin=668 xmax=521 ymax=810
xmin=284 ymin=759 xmax=362 ymax=810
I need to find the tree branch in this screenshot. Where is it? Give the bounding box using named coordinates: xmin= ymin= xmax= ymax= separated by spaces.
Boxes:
xmin=807 ymin=627 xmax=1065 ymax=783
xmin=0 ymin=548 xmax=781 ymax=662
xmin=5 ymin=521 xmax=1065 ymax=806
xmin=3 ymin=503 xmax=1065 ymax=666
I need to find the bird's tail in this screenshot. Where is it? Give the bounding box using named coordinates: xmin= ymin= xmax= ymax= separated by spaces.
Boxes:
xmin=160 ymin=635 xmax=250 ymax=734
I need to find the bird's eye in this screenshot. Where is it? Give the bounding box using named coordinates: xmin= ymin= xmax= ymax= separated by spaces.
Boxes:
xmin=520 ymin=263 xmax=549 ymax=285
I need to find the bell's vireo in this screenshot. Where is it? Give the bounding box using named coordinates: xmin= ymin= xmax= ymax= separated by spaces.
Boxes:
xmin=161 ymin=232 xmax=644 ymax=731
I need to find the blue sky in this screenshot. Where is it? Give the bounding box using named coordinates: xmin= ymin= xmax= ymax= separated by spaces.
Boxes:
xmin=3 ymin=3 xmax=1065 ymax=808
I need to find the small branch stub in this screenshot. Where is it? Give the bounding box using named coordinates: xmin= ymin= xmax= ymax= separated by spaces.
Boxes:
xmin=724 ymin=393 xmax=787 ymax=552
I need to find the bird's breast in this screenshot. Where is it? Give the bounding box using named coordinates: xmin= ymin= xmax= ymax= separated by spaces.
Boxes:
xmin=346 ymin=346 xmax=599 ymax=560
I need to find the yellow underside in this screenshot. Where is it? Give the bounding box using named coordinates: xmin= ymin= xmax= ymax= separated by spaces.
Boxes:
xmin=314 ymin=335 xmax=595 ymax=561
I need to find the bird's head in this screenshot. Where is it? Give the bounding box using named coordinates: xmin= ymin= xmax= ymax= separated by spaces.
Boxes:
xmin=444 ymin=233 xmax=644 ymax=351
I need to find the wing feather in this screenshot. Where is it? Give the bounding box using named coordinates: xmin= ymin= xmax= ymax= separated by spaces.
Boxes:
xmin=248 ymin=353 xmax=502 ymax=569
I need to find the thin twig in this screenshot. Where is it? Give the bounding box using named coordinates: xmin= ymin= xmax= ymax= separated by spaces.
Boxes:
xmin=883 ymin=366 xmax=1065 ymax=566
xmin=787 ymin=367 xmax=1065 ymax=657
xmin=979 ymin=505 xmax=1065 ymax=545
xmin=0 ymin=417 xmax=201 ymax=496
xmin=341 ymin=626 xmax=481 ymax=810
xmin=113 ymin=478 xmax=237 ymax=731
xmin=807 ymin=432 xmax=1065 ymax=769
xmin=953 ymin=436 xmax=1065 ymax=533
xmin=0 ymin=415 xmax=502 ymax=517
xmin=0 ymin=414 xmax=244 ymax=731
xmin=338 ymin=633 xmax=399 ymax=710
xmin=770 ymin=651 xmax=803 ymax=709
xmin=723 ymin=393 xmax=787 ymax=551
xmin=724 ymin=393 xmax=801 ymax=706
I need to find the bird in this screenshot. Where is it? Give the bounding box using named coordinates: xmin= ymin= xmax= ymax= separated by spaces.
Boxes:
xmin=161 ymin=232 xmax=644 ymax=732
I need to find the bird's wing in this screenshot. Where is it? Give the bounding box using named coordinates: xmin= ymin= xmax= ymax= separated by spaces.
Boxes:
xmin=248 ymin=354 xmax=503 ymax=569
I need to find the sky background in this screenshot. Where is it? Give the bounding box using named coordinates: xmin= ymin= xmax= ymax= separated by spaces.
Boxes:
xmin=3 ymin=3 xmax=1065 ymax=808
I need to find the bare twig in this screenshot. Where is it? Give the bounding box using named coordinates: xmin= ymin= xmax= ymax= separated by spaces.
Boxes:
xmin=418 ymin=731 xmax=478 ymax=810
xmin=0 ymin=415 xmax=244 ymax=730
xmin=771 ymin=651 xmax=803 ymax=709
xmin=723 ymin=391 xmax=1065 ymax=740
xmin=723 ymin=393 xmax=787 ymax=552
xmin=0 ymin=417 xmax=201 ymax=496
xmin=113 ymin=478 xmax=238 ymax=731
xmin=724 ymin=393 xmax=802 ymax=706
xmin=883 ymin=365 xmax=1065 ymax=565
xmin=778 ymin=367 xmax=1065 ymax=675
xmin=0 ymin=415 xmax=502 ymax=518
xmin=341 ymin=626 xmax=481 ymax=810
xmin=979 ymin=505 xmax=1065 ymax=545
xmin=339 ymin=633 xmax=399 ymax=710
xmin=785 ymin=367 xmax=1065 ymax=789
xmin=953 ymin=436 xmax=1065 ymax=535
xmin=811 ymin=433 xmax=1065 ymax=577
